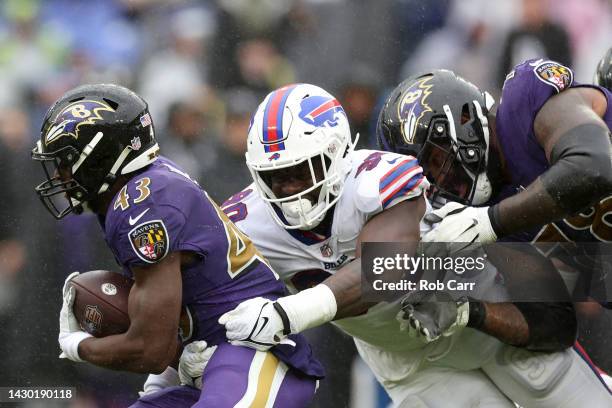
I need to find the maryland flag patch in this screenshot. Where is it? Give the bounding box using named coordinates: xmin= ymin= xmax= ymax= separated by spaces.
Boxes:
xmin=533 ymin=60 xmax=573 ymax=93
xmin=128 ymin=220 xmax=169 ymax=263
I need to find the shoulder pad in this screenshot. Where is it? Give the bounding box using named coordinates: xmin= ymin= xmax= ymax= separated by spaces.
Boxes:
xmin=504 ymin=58 xmax=573 ymax=94
xmin=350 ymin=150 xmax=428 ymax=215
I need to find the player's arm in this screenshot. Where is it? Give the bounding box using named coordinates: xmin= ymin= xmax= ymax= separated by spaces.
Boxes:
xmin=220 ymin=197 xmax=426 ymax=349
xmin=77 ymin=252 xmax=182 ymax=373
xmin=324 ymin=197 xmax=424 ymax=318
xmin=491 ymin=87 xmax=611 ymax=236
xmin=277 ymin=196 xmax=424 ymax=331
xmin=398 ymin=293 xmax=576 ymax=352
xmin=401 ymin=238 xmax=577 ymax=351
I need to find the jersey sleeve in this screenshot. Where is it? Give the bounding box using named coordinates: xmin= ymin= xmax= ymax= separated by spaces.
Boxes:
xmin=351 ymin=150 xmax=429 ymax=215
xmin=502 ymin=58 xmax=574 ymax=121
xmin=104 ymin=176 xmax=205 ymax=268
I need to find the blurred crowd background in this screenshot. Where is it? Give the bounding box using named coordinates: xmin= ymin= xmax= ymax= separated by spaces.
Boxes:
xmin=0 ymin=0 xmax=610 ymax=407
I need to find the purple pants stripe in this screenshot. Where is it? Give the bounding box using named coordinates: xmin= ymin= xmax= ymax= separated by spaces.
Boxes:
xmin=129 ymin=343 xmax=317 ymax=408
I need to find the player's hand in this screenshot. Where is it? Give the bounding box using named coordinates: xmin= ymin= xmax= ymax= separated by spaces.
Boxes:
xmin=178 ymin=340 xmax=218 ymax=389
xmin=396 ymin=290 xmax=470 ymax=342
xmin=139 ymin=367 xmax=180 ymax=397
xmin=58 ymin=272 xmax=92 ymax=362
xmin=421 ymin=202 xmax=496 ymax=255
xmin=219 ymin=297 xmax=288 ymax=351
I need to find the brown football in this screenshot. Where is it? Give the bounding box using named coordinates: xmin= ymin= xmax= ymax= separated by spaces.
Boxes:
xmin=70 ymin=270 xmax=133 ymax=338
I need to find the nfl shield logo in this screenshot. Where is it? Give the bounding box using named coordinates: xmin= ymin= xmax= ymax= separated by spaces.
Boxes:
xmin=130 ymin=136 xmax=142 ymax=151
xmin=320 ymin=243 xmax=333 ymax=258
xmin=84 ymin=305 xmax=102 ymax=333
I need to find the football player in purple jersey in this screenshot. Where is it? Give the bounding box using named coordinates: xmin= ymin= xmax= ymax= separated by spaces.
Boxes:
xmin=377 ymin=63 xmax=612 ymax=300
xmin=32 ymin=84 xmax=322 ymax=407
xmin=380 ymin=61 xmax=612 ymax=255
xmin=377 ymin=63 xmax=612 ymax=400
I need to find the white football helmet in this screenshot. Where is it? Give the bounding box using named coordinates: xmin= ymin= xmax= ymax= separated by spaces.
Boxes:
xmin=246 ymin=83 xmax=356 ymax=230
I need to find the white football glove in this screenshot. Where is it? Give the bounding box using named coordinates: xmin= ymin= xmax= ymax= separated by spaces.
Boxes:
xmin=178 ymin=341 xmax=218 ymax=389
xmin=58 ymin=271 xmax=92 ymax=362
xmin=139 ymin=367 xmax=180 ymax=397
xmin=396 ymin=291 xmax=470 ymax=343
xmin=421 ymin=202 xmax=497 ymax=255
xmin=219 ymin=297 xmax=288 ymax=351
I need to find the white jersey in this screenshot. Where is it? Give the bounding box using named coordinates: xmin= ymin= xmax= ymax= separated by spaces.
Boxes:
xmin=225 ymin=149 xmax=502 ymax=362
xmin=225 ymin=149 xmax=429 ymax=288
xmin=223 ymin=148 xmax=611 ymax=406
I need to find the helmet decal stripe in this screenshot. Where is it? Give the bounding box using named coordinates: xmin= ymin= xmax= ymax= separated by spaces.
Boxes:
xmin=379 ymin=159 xmax=419 ymax=192
xmin=262 ymin=84 xmax=297 ymax=152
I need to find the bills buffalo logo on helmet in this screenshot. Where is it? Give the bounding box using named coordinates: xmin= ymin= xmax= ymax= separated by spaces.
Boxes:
xmin=299 ymin=95 xmax=346 ymax=128
xmin=534 ymin=61 xmax=573 ymax=93
xmin=45 ymin=100 xmax=115 ymax=146
xmin=128 ymin=220 xmax=169 ymax=263
xmin=398 ymin=76 xmax=433 ymax=144
xmin=268 ymin=152 xmax=281 ymax=161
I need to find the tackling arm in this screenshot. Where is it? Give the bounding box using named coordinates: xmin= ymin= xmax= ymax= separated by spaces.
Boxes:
xmin=325 ymin=197 xmax=424 ymax=318
xmin=220 ymin=197 xmax=426 ymax=348
xmin=78 ymin=252 xmax=182 ymax=373
xmin=490 ymin=87 xmax=612 ymax=237
xmin=470 ymin=301 xmax=575 ymax=352
xmin=402 ymin=239 xmax=577 ymax=351
xmin=273 ymin=197 xmax=425 ymax=332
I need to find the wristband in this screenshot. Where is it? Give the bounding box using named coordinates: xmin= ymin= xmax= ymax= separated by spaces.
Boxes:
xmin=488 ymin=205 xmax=506 ymax=238
xmin=276 ymin=284 xmax=337 ymax=333
xmin=59 ymin=331 xmax=93 ymax=362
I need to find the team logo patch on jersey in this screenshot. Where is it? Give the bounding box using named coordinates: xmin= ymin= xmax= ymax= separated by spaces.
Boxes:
xmin=45 ymin=100 xmax=115 ymax=146
xmin=533 ymin=61 xmax=573 ymax=93
xmin=128 ymin=220 xmax=169 ymax=263
xmin=299 ymin=95 xmax=346 ymax=128
xmin=398 ymin=76 xmax=433 ymax=144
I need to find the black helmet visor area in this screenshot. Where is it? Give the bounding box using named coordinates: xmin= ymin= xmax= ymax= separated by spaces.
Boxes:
xmin=419 ymin=133 xmax=474 ymax=205
xmin=418 ymin=109 xmax=481 ymax=205
xmin=32 ymin=144 xmax=87 ymax=219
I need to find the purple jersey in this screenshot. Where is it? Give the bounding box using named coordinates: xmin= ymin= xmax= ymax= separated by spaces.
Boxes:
xmin=493 ymin=58 xmax=612 ymax=243
xmin=100 ymin=156 xmax=323 ymax=378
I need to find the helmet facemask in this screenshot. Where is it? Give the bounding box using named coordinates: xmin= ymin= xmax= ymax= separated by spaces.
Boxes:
xmin=32 ymin=140 xmax=97 ymax=219
xmin=420 ymin=99 xmax=492 ymax=207
xmin=249 ymin=132 xmax=354 ymax=230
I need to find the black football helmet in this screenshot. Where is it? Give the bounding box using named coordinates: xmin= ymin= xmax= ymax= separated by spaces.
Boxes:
xmin=32 ymin=84 xmax=159 ymax=219
xmin=595 ymin=47 xmax=612 ymax=91
xmin=377 ymin=69 xmax=496 ymax=205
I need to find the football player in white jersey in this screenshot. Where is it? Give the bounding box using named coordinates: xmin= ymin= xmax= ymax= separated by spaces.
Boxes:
xmin=183 ymin=83 xmax=607 ymax=406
